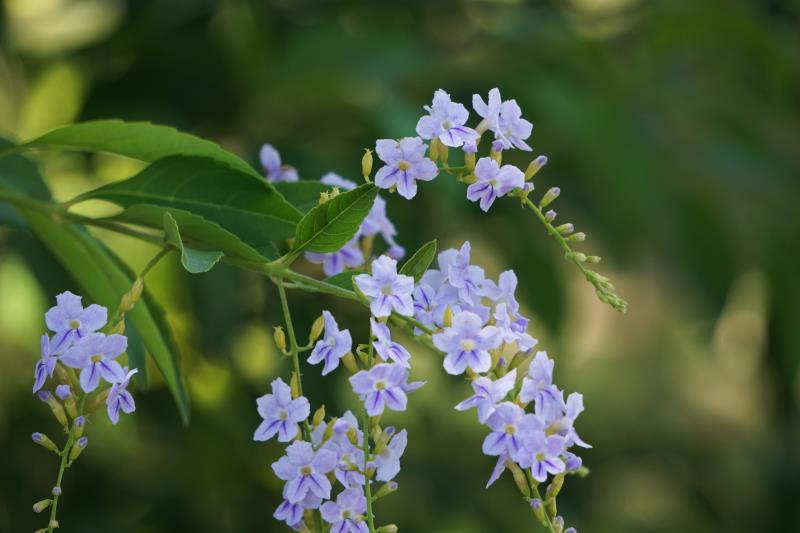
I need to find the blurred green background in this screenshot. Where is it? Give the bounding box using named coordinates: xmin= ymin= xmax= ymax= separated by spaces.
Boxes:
xmin=1 ymin=0 xmax=799 ymax=531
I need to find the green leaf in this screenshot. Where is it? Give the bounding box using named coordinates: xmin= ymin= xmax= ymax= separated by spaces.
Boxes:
xmin=400 ymin=239 xmax=438 ymax=282
xmin=163 ymin=212 xmax=223 ymax=273
xmin=324 ymin=269 xmax=366 ymax=290
xmin=273 ymin=180 xmax=333 ymax=213
xmin=14 ymin=119 xmax=260 ymax=178
xmin=290 ymin=184 xmax=377 ymax=256
xmin=76 ymin=155 xmax=302 ymax=250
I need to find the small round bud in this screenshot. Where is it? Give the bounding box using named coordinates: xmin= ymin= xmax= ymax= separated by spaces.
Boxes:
xmin=311 ymin=405 xmax=326 ymax=427
xmin=32 ymin=432 xmax=60 ymax=454
xmin=377 ymin=526 xmax=398 ymax=533
xmin=362 ymin=148 xmax=373 ymax=180
xmin=443 ymin=305 xmax=453 ymax=328
xmin=571 ymin=252 xmax=587 ymax=263
xmin=524 ymin=155 xmax=548 ymax=181
xmin=51 ymin=486 xmax=62 ymax=496
xmin=531 ymin=498 xmax=545 ymax=522
xmin=55 ymin=385 xmax=71 ymax=401
xmin=68 ymin=436 xmax=88 ymax=463
xmin=73 ymin=416 xmax=86 ymax=439
xmin=565 ymin=528 xmax=577 ymax=533
xmin=33 ymin=499 xmax=52 ymax=513
xmin=341 ymin=352 xmax=359 ymax=374
xmin=545 ymin=209 xmax=557 ymax=223
xmin=539 ymin=187 xmax=560 ymax=208
xmin=273 ymin=326 xmax=287 ymax=353
xmin=585 ymin=255 xmax=601 ymax=264
xmin=290 ymin=372 xmax=301 ymax=399
xmin=48 ymin=520 xmax=59 ymax=530
xmin=309 ymin=315 xmax=325 ymax=343
xmin=566 ymin=232 xmax=586 ymax=243
xmin=428 ymin=138 xmax=441 ymax=163
xmin=555 ymin=223 xmax=574 ymax=235
xmin=374 ymin=480 xmax=398 ymax=500
xmin=552 ymin=515 xmax=564 ymax=533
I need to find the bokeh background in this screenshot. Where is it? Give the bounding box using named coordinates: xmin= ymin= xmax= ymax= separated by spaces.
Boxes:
xmin=1 ymin=0 xmax=799 ymax=532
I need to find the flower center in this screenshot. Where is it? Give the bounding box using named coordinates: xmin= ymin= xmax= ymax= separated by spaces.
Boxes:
xmin=459 ymin=339 xmax=476 ymax=351
xmin=300 ymin=465 xmax=313 ymax=475
xmin=504 ymin=424 xmax=516 ymax=435
xmin=442 ymin=120 xmax=453 ymax=129
xmin=397 ymin=160 xmax=411 ymax=171
xmin=489 ymin=179 xmax=498 ymax=187
xmin=381 ymin=285 xmax=393 ymax=296
xmin=90 ymin=354 xmax=103 ymax=363
xmin=535 ymin=452 xmax=545 ymax=462
xmin=278 ymin=409 xmax=288 ymax=420
xmin=342 ymin=510 xmax=352 ymax=519
xmin=374 ymin=380 xmax=387 ymax=391
xmin=68 ymin=319 xmax=81 ymax=329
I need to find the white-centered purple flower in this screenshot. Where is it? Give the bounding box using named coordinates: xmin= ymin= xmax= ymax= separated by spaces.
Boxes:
xmin=374 ymin=428 xmax=407 ymax=482
xmin=371 ymin=319 xmax=410 ymax=368
xmin=455 ymin=369 xmax=517 ymax=424
xmin=373 ymin=137 xmax=438 ymax=200
xmin=272 ymin=440 xmax=337 ymax=504
xmin=106 ymin=367 xmax=138 ymax=424
xmin=254 ymin=377 xmax=311 ymax=442
xmin=320 ymin=488 xmax=369 ymax=533
xmin=349 ymin=363 xmax=420 ymax=417
xmin=467 ymin=157 xmax=525 ymax=212
xmin=45 ymin=291 xmax=107 ymax=354
xmin=484 ymin=270 xmax=521 ymax=314
xmin=308 ymin=311 xmax=353 ymax=375
xmin=472 ymin=88 xmax=533 ymax=151
xmin=416 ymin=89 xmax=480 ymax=148
xmin=446 ymin=242 xmax=485 ymax=304
xmin=60 ymin=333 xmax=127 ymax=393
xmin=494 ymin=303 xmax=538 ymax=353
xmin=305 ymin=238 xmax=364 ymax=277
xmin=260 ymin=144 xmax=299 ymax=182
xmin=33 ymin=334 xmax=57 ymax=393
xmin=432 ymin=311 xmax=501 ymax=375
xmin=360 ymin=195 xmax=405 ymax=259
xmin=274 ymin=492 xmax=322 ymax=528
xmin=547 ymin=392 xmax=591 ymax=449
xmin=482 ymin=402 xmax=543 ymax=463
xmin=519 ymin=351 xmax=559 ymax=407
xmin=354 ymin=256 xmax=414 ymax=318
xmin=519 ymin=431 xmax=567 ymax=483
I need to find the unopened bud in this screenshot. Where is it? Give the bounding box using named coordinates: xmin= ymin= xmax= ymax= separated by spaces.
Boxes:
xmin=552 ymin=515 xmax=564 ymax=533
xmin=539 ymin=187 xmax=560 ymax=208
xmin=87 ymin=389 xmax=110 ymax=414
xmin=273 ymin=326 xmax=287 ymax=352
xmin=465 ymin=150 xmax=476 ymax=171
xmin=309 ymin=315 xmax=325 ymax=343
xmin=55 ymin=385 xmax=71 ymax=401
xmin=548 ymin=502 xmax=560 ymax=525
xmin=346 ymin=427 xmax=359 ymax=446
xmin=531 ymin=498 xmax=545 ymax=522
xmin=377 ymin=526 xmax=398 ymax=533
xmin=33 ymin=499 xmax=52 ymax=513
xmin=322 ymin=417 xmax=337 ymax=441
xmin=111 ymin=320 xmax=125 ymax=335
xmin=120 ymin=278 xmax=143 ymax=313
xmin=524 ymin=155 xmax=548 ymax=181
xmin=373 ymin=429 xmax=392 ymax=455
xmin=290 ymin=372 xmax=301 ymax=399
xmin=555 ymin=223 xmax=573 ymax=235
xmin=439 ymin=143 xmax=449 ymax=166
xmin=48 ymin=520 xmax=59 ymax=530
xmin=72 ymin=416 xmax=85 ymax=439
xmin=51 ymin=486 xmax=62 ymax=496
xmin=571 ymin=252 xmax=587 ymax=263
xmin=547 ymin=474 xmax=565 ymax=499
xmin=585 ymin=255 xmax=601 ymax=264
xmin=341 ymin=352 xmax=359 ymax=373
xmin=428 ymin=138 xmax=441 ymax=163
xmin=564 ymin=528 xmax=577 ymax=533
xmin=545 ymin=209 xmax=557 ymax=223
xmin=362 ymin=149 xmax=373 ymax=180
xmin=68 ymin=437 xmax=88 ymax=463
xmin=374 ymin=481 xmax=398 ymax=500
xmin=32 ymin=432 xmax=59 ymax=453
xmin=311 ymin=405 xmax=326 ymax=427
xmin=566 ymin=232 xmax=586 ymax=243
xmin=443 ymin=305 xmax=453 ymax=328
xmin=38 ymin=391 xmax=69 ymax=427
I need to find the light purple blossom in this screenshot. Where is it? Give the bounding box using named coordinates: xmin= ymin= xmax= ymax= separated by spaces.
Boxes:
xmin=260 ymin=144 xmax=299 ymax=182
xmin=272 ymin=440 xmax=337 ymax=503
xmin=349 ymin=363 xmax=420 ymax=417
xmin=472 ymin=88 xmax=533 ymax=151
xmin=320 ymin=488 xmax=369 ymax=533
xmin=446 ymin=242 xmax=485 ymax=303
xmin=321 ymin=172 xmax=357 ymax=190
xmin=416 ymin=89 xmax=479 ymax=148
xmin=482 ymin=402 xmax=543 ymax=463
xmin=371 ymin=319 xmax=410 ymax=367
xmin=547 ymin=392 xmax=591 ymax=449
xmin=45 ymin=291 xmax=107 ymax=354
xmin=455 ymin=369 xmax=517 ymax=424
xmin=467 ymin=157 xmax=525 ymax=212
xmin=373 ymin=137 xmax=438 ymax=200
xmin=359 ymin=195 xmax=404 ymax=259
xmin=254 ymin=378 xmax=311 ymax=442
xmin=60 ymin=333 xmax=127 ymax=393
xmin=354 ymin=256 xmax=414 ymax=318
xmin=308 ymin=311 xmax=353 ymax=375
xmin=106 ymin=367 xmax=138 ymax=424
xmin=374 ymin=428 xmax=407 ymax=482
xmin=484 ymin=270 xmax=520 ymax=314
xmin=519 ymin=351 xmax=559 ymax=407
xmin=519 ymin=431 xmax=566 ymax=483
xmin=33 ymin=334 xmax=57 ymax=393
xmin=274 ymin=492 xmax=322 ymax=528
xmin=305 ymin=238 xmax=364 ymax=277
xmin=55 ymin=384 xmax=72 ymax=401
xmin=432 ymin=311 xmax=501 ymax=375
xmin=494 ymin=303 xmax=538 ymax=353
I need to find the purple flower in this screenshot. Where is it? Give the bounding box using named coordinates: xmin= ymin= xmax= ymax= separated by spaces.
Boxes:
xmin=320 ymin=488 xmax=369 ymax=533
xmin=106 ymin=367 xmax=138 ymax=424
xmin=308 ymin=311 xmax=353 ymax=375
xmin=260 ymin=144 xmax=298 ymax=182
xmin=349 ymin=363 xmax=418 ymax=417
xmin=455 ymin=369 xmax=517 ymax=424
xmin=432 ymin=311 xmax=501 ymax=375
xmin=416 ymin=89 xmax=479 ymax=148
xmin=321 ymin=172 xmax=357 ymax=190
xmin=55 ymin=384 xmax=72 ymax=401
xmin=519 ymin=431 xmax=566 ymax=483
xmin=60 ymin=333 xmax=127 ymax=393
xmin=274 ymin=492 xmax=322 ymax=528
xmin=374 ymin=137 xmax=438 ymax=199
xmin=467 ymin=157 xmax=525 ymax=212
xmin=45 ymin=291 xmax=107 ymax=354
xmin=483 ymin=270 xmax=520 ymax=314
xmin=305 ymin=238 xmax=364 ymax=277
xmin=359 ymin=196 xmax=404 ymax=259
xmin=412 ymin=282 xmax=459 ymax=333
xmin=354 ymin=256 xmax=414 ymax=318
xmin=494 ymin=303 xmax=538 ymax=353
xmin=446 ymin=242 xmax=485 ymax=303
xmin=519 ymin=351 xmax=559 ymax=407
xmin=371 ymin=319 xmax=410 ymax=368
xmin=328 ymin=441 xmax=366 ymax=487
xmin=254 ymin=378 xmax=311 ymax=442
xmin=486 ymin=453 xmax=508 ymax=488
xmin=33 ymin=334 xmax=57 ymax=393
xmin=482 ymin=402 xmax=543 ymax=463
xmin=473 ymin=88 xmax=533 ymax=151
xmin=272 ymin=440 xmax=337 ymax=503
xmin=547 ymin=392 xmax=591 ymax=449
xmin=374 ymin=428 xmax=407 ymax=482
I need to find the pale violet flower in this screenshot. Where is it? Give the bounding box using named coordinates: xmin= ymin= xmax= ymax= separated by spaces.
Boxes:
xmin=455 ymin=369 xmax=517 ymax=424
xmin=519 ymin=351 xmax=559 ymax=407
xmin=45 ymin=291 xmax=107 ymax=353
xmin=33 ymin=334 xmax=57 ymax=393
xmin=254 ymin=377 xmax=311 ymax=442
xmin=482 ymin=402 xmax=543 ymax=463
xmin=374 ymin=429 xmax=408 ymax=482
xmin=106 ymin=367 xmax=138 ymax=424
xmin=432 ymin=311 xmax=501 ymax=375
xmin=472 ymin=88 xmax=533 ymax=151
xmin=446 ymin=242 xmax=485 ymax=303
xmin=354 ymin=256 xmax=414 ymax=318
xmin=260 ymin=144 xmax=299 ymax=182
xmin=467 ymin=157 xmax=525 ymax=212
xmin=305 ymin=238 xmax=364 ymax=277
xmin=320 ymin=488 xmax=369 ymax=533
xmin=61 ymin=333 xmax=127 ymax=393
xmin=547 ymin=392 xmax=591 ymax=449
xmin=321 ymin=172 xmax=357 ymax=190
xmin=374 ymin=137 xmax=438 ymax=200
xmin=483 ymin=270 xmax=521 ymax=314
xmin=494 ymin=303 xmax=538 ymax=353
xmin=349 ymin=363 xmax=422 ymax=417
xmin=272 ymin=441 xmax=337 ymax=503
xmin=416 ymin=89 xmax=479 ymax=148
xmin=519 ymin=431 xmax=566 ymax=483
xmin=55 ymin=384 xmax=72 ymax=401
xmin=371 ymin=318 xmax=410 ymax=367
xmin=274 ymin=492 xmax=322 ymax=528
xmin=308 ymin=311 xmax=353 ymax=375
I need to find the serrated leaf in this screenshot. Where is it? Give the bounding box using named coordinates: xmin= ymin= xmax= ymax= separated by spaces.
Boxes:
xmin=273 ymin=181 xmax=334 ymax=213
xmin=290 ymin=184 xmax=377 ymax=257
xmin=75 ymin=155 xmax=302 ymax=249
xmin=163 ymin=212 xmax=223 ymax=273
xmin=13 ymin=119 xmax=261 ymax=178
xmin=400 ymin=239 xmax=437 ymax=282
xmin=324 ymin=269 xmax=366 ymax=290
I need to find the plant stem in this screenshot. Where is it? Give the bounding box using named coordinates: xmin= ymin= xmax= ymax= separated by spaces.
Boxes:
xmin=47 ymin=396 xmax=87 ymax=533
xmin=360 ymin=410 xmax=376 ymax=533
xmin=526 ymin=470 xmax=556 ymax=533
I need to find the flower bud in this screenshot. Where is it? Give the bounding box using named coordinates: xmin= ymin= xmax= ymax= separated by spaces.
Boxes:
xmin=465 ymin=150 xmax=476 ymax=172
xmin=506 ymin=459 xmax=530 ymax=497
xmin=54 ymin=363 xmax=71 ymax=386
xmin=111 ymin=320 xmax=125 ymax=335
xmin=373 ymin=429 xmax=392 ymax=455
xmin=566 ymin=232 xmax=586 ymax=243
xmin=48 ymin=520 xmax=59 ymax=530
xmin=571 ymin=252 xmax=587 ymax=263
xmin=311 ymin=405 xmax=326 ymax=427
xmin=524 ymin=155 xmax=548 ymax=181
xmin=362 ymin=149 xmax=373 ymax=180
xmin=72 ymin=416 xmax=86 ymax=439
xmin=585 ymin=255 xmax=601 ymax=264
xmin=374 ymin=481 xmax=398 ymax=500
xmin=555 ymin=223 xmax=574 ymax=235
xmin=38 ymin=392 xmax=69 ymax=428
xmin=531 ymin=498 xmax=545 ymax=522
xmin=547 ymin=474 xmax=565 ymax=499
xmin=341 ymin=352 xmax=359 ymax=373
xmin=545 ymin=210 xmax=557 ymax=223
xmin=552 ymin=515 xmax=564 ymax=533
xmin=564 ymin=528 xmax=577 ymax=533
xmin=120 ymin=278 xmax=144 ymax=313
xmin=548 ymin=502 xmax=560 ymax=525
xmin=33 ymin=499 xmax=52 ymax=513
xmin=377 ymin=526 xmax=398 ymax=533
xmin=428 ymin=138 xmax=440 ymax=163
xmin=87 ymin=388 xmax=110 ymax=414
xmin=68 ymin=436 xmax=88 ymax=463
xmin=51 ymin=486 xmax=62 ymax=496
xmin=539 ymin=187 xmax=560 ymax=208
xmin=322 ymin=417 xmax=337 ymax=441
xmin=490 ymin=149 xmax=502 ymax=164
xmin=443 ymin=305 xmax=453 ymax=328
xmin=32 ymin=432 xmax=59 ymax=454
xmin=273 ymin=326 xmax=287 ymax=353
xmin=346 ymin=427 xmax=360 ymax=446
xmin=439 ymin=143 xmax=449 ymax=166
xmin=290 ymin=372 xmax=301 ymax=399
xmin=309 ymin=315 xmax=325 ymax=343
xmin=55 ymin=385 xmax=71 ymax=401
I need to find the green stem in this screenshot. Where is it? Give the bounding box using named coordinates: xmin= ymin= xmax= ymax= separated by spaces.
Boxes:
xmin=526 ymin=470 xmax=556 ymax=533
xmin=47 ymin=396 xmax=87 ymax=533
xmin=360 ymin=410 xmax=376 ymax=533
